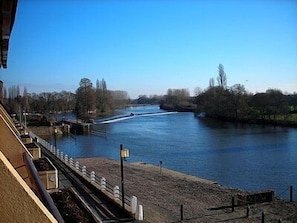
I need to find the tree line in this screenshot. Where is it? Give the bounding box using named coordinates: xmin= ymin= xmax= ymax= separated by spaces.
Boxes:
xmin=2 ymin=77 xmax=130 ymax=121
xmin=3 ymin=69 xmax=296 ymax=125
xmin=160 ymin=64 xmax=297 ymax=126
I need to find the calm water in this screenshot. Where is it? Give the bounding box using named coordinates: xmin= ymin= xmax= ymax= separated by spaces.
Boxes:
xmin=53 ymin=105 xmax=297 ymax=198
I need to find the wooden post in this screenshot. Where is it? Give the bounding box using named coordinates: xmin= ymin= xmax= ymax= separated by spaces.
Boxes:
xmin=180 ymin=204 xmax=184 ymax=221
xmin=231 ymin=197 xmax=235 ymax=212
xmin=120 ymin=144 xmax=125 ymax=210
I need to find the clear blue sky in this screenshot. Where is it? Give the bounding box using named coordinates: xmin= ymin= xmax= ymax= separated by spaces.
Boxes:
xmin=1 ymin=0 xmax=297 ymax=99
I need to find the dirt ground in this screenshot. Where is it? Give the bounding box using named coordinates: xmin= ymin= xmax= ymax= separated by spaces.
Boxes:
xmin=77 ymin=157 xmax=297 ymax=223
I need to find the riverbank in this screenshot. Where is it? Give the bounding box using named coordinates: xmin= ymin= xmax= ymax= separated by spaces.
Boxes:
xmin=77 ymin=157 xmax=297 ymax=222
xmin=160 ymin=104 xmax=297 ymax=128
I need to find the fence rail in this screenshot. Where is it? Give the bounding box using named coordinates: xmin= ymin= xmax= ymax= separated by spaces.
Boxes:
xmin=29 ymin=131 xmax=143 ymax=220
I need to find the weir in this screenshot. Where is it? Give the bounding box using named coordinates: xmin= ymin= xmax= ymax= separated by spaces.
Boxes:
xmin=98 ymin=111 xmax=178 ymax=124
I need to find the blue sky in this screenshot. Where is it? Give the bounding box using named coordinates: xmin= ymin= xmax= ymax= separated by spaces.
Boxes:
xmin=1 ymin=0 xmax=297 ymax=99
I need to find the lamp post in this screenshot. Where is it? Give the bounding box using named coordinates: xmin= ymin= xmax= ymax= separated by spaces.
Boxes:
xmin=120 ymin=144 xmax=129 ymax=210
xmin=54 ymin=128 xmax=57 ymax=148
xmin=23 ymin=110 xmax=28 ymax=128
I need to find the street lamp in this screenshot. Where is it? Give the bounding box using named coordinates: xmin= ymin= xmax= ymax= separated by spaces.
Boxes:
xmin=54 ymin=128 xmax=58 ymax=148
xmin=23 ymin=110 xmax=28 ymax=128
xmin=120 ymin=144 xmax=129 ymax=210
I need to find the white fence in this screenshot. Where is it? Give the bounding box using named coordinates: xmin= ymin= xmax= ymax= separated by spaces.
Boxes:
xmin=29 ymin=132 xmax=143 ymax=220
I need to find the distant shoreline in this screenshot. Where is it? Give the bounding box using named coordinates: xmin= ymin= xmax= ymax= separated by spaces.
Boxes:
xmin=160 ymin=104 xmax=297 ymax=128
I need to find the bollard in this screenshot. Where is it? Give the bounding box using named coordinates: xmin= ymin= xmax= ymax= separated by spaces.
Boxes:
xmin=131 ymin=196 xmax=137 ymax=214
xmin=69 ymin=158 xmax=73 ymax=167
xmin=261 ymin=212 xmax=265 ymax=223
xmin=114 ymin=186 xmax=120 ymax=200
xmin=82 ymin=166 xmax=86 ymax=176
xmin=180 ymin=204 xmax=184 ymax=221
xmin=60 ymin=152 xmax=64 ymax=160
xmin=65 ymin=154 xmax=68 ymax=163
xmin=231 ymin=197 xmax=235 ymax=212
xmin=136 ymin=205 xmax=144 ymax=221
xmin=100 ymin=177 xmax=106 ymax=191
xmin=290 ymin=186 xmax=293 ymax=202
xmin=56 ymin=149 xmax=59 ymax=157
xmin=90 ymin=171 xmax=95 ymax=183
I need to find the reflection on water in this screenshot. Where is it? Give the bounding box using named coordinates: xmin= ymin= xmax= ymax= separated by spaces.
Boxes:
xmin=52 ymin=105 xmax=297 ymax=198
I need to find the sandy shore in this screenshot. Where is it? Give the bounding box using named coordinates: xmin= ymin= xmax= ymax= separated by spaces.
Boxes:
xmin=77 ymin=157 xmax=297 ymax=223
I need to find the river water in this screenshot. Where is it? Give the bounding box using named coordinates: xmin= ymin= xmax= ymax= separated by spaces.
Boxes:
xmin=53 ymin=105 xmax=297 ymax=198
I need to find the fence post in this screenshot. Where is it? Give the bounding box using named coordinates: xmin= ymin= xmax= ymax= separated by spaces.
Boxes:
xmin=82 ymin=166 xmax=86 ymax=176
xmin=64 ymin=154 xmax=68 ymax=163
xmin=114 ymin=186 xmax=120 ymax=200
xmin=75 ymin=161 xmax=79 ymax=171
xmin=60 ymin=152 xmax=64 ymax=160
xmin=90 ymin=171 xmax=95 ymax=183
xmin=231 ymin=197 xmax=235 ymax=212
xmin=100 ymin=177 xmax=106 ymax=191
xmin=56 ymin=149 xmax=59 ymax=158
xmin=180 ymin=204 xmax=184 ymax=221
xmin=261 ymin=212 xmax=265 ymax=223
xmin=246 ymin=206 xmax=249 ymax=218
xmin=69 ymin=158 xmax=73 ymax=167
xmin=290 ymin=186 xmax=293 ymax=202
xmin=136 ymin=205 xmax=144 ymax=221
xmin=131 ymin=196 xmax=137 ymax=215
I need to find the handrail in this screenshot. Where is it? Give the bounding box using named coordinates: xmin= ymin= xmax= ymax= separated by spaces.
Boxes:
xmin=24 ymin=152 xmax=65 ymax=223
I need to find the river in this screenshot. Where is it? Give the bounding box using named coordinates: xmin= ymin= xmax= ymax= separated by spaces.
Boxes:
xmin=53 ymin=105 xmax=297 ymax=198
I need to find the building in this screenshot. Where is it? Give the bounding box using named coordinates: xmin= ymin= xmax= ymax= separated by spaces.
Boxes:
xmin=0 ymin=1 xmax=62 ymax=222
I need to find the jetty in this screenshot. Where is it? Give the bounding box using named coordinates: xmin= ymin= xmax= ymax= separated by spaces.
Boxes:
xmin=62 ymin=119 xmax=91 ymax=134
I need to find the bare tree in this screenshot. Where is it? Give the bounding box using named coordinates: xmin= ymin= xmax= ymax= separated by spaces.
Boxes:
xmin=194 ymin=87 xmax=202 ymax=96
xmin=217 ymin=64 xmax=227 ymax=88
xmin=229 ymin=84 xmax=247 ymax=120
xmin=22 ymin=87 xmax=30 ymax=112
xmin=75 ymin=78 xmax=96 ymax=119
xmin=209 ymin=78 xmax=215 ymax=88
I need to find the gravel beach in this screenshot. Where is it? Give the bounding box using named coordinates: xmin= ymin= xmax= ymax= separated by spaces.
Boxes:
xmin=77 ymin=157 xmax=297 ymax=223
